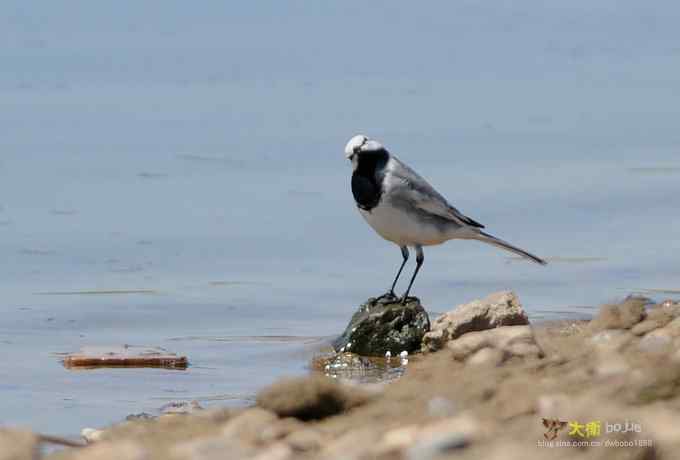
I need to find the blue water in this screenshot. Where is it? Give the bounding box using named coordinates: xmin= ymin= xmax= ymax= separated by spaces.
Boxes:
xmin=2 ymin=1 xmax=680 ymax=436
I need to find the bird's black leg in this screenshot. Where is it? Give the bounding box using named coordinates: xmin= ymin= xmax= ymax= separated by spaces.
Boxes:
xmin=389 ymin=246 xmax=409 ymax=296
xmin=377 ymin=246 xmax=409 ymax=302
xmin=401 ymin=245 xmax=423 ymax=304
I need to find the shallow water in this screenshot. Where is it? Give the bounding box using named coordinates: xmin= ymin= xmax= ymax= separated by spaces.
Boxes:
xmin=2 ymin=1 xmax=680 ymax=437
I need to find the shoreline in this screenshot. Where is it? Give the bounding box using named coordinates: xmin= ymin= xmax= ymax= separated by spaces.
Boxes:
xmin=4 ymin=292 xmax=680 ymax=460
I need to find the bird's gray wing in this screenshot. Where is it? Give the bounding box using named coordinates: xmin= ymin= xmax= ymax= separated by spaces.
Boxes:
xmin=387 ymin=157 xmax=484 ymax=228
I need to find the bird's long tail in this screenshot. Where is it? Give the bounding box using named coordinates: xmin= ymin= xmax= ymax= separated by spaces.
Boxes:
xmin=473 ymin=230 xmax=547 ymax=265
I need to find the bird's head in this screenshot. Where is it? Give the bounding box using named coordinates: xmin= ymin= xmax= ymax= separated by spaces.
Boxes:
xmin=344 ymin=134 xmax=385 ymax=162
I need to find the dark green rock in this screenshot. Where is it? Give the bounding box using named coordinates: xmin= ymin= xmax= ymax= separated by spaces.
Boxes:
xmin=333 ymin=295 xmax=430 ymax=356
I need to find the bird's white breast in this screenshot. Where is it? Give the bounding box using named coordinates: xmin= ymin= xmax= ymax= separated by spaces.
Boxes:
xmin=358 ymin=202 xmax=450 ymax=247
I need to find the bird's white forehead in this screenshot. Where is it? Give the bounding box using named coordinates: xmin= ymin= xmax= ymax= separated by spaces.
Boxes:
xmin=344 ymin=134 xmax=384 ymax=156
xmin=344 ymin=134 xmax=367 ymax=155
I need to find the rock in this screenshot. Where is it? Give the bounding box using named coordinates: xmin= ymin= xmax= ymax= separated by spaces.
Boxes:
xmin=588 ymin=296 xmax=648 ymax=332
xmin=322 ymin=429 xmax=380 ymax=460
xmin=589 ymin=329 xmax=634 ymax=353
xmin=81 ymin=427 xmax=106 ymax=443
xmin=446 ymin=326 xmax=543 ymax=360
xmin=258 ymin=418 xmax=305 ymax=444
xmin=68 ymin=441 xmax=147 ymax=460
xmin=638 ymin=330 xmax=673 ymax=354
xmin=315 ymin=352 xmax=405 ymax=384
xmin=467 ymin=347 xmax=506 ymax=366
xmin=0 ymin=429 xmax=39 ymax=460
xmin=256 ymin=375 xmax=371 ymax=421
xmin=284 ymin=428 xmax=325 ymax=452
xmin=251 ymin=442 xmax=293 ymax=460
xmin=333 ymin=295 xmax=430 ymax=356
xmin=160 ymin=400 xmax=203 ymax=415
xmin=405 ymin=415 xmax=478 ymax=460
xmin=426 ymin=396 xmax=457 ymax=418
xmin=422 ymin=291 xmax=529 ymax=352
xmin=173 ymin=435 xmax=255 ymax=460
xmin=221 ymin=408 xmax=278 ymax=441
xmin=376 ymin=425 xmax=420 ymax=454
xmin=659 ymin=316 xmax=680 ymax=337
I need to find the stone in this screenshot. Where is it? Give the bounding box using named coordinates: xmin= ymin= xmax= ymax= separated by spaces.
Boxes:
xmin=251 ymin=442 xmax=293 ymax=460
xmin=68 ymin=441 xmax=147 ymax=460
xmin=0 ymin=429 xmax=39 ymax=460
xmin=467 ymin=347 xmax=506 ymax=366
xmin=258 ymin=418 xmax=305 ymax=443
xmin=422 ymin=291 xmax=529 ymax=352
xmin=660 ymin=316 xmax=680 ymax=337
xmin=427 ymin=396 xmax=457 ymax=418
xmin=256 ymin=375 xmax=371 ymax=421
xmin=405 ymin=415 xmax=478 ymax=460
xmin=284 ymin=428 xmax=325 ymax=452
xmin=221 ymin=408 xmax=278 ymax=441
xmin=322 ymin=429 xmax=380 ymax=460
xmin=173 ymin=435 xmax=255 ymax=460
xmin=446 ymin=326 xmax=543 ymax=360
xmin=375 ymin=425 xmax=420 ymax=454
xmin=333 ymin=295 xmax=430 ymax=356
xmin=81 ymin=427 xmax=106 ymax=443
xmin=588 ymin=296 xmax=648 ymax=332
xmin=589 ymin=329 xmax=634 ymax=353
xmin=160 ymin=400 xmax=203 ymax=415
xmin=638 ymin=330 xmax=673 ymax=354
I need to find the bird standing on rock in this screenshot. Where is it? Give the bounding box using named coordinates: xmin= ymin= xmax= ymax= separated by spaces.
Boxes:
xmin=345 ymin=134 xmax=546 ymax=304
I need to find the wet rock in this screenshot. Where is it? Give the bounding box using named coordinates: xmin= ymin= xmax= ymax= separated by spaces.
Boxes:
xmin=333 ymin=295 xmax=430 ymax=356
xmin=446 ymin=325 xmax=543 ymax=361
xmin=0 ymin=429 xmax=39 ymax=460
xmin=588 ymin=296 xmax=648 ymax=332
xmin=125 ymin=413 xmax=155 ymax=422
xmin=422 ymin=291 xmax=529 ymax=352
xmin=160 ymin=400 xmax=203 ymax=415
xmin=256 ymin=375 xmax=371 ymax=421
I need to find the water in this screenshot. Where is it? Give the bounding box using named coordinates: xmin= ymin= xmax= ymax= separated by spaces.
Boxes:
xmin=2 ymin=1 xmax=680 ymax=436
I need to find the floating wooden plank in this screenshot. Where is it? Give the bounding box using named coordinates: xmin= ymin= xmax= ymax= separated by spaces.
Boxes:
xmin=62 ymin=345 xmax=188 ymax=370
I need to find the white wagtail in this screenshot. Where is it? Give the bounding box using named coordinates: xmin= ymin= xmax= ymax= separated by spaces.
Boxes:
xmin=345 ymin=134 xmax=546 ymax=304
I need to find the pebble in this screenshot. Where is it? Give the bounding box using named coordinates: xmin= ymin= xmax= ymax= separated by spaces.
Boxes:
xmin=81 ymin=427 xmax=106 ymax=443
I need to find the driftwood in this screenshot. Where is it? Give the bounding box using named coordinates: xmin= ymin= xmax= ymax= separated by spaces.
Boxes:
xmin=62 ymin=345 xmax=188 ymax=369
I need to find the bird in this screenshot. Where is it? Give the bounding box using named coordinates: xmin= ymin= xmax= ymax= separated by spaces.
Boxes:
xmin=345 ymin=134 xmax=546 ymax=304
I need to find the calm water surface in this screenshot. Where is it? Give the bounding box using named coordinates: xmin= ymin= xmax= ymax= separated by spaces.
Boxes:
xmin=2 ymin=1 xmax=680 ymax=436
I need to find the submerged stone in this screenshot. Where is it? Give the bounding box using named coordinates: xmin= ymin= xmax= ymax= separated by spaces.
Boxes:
xmin=333 ymin=295 xmax=430 ymax=356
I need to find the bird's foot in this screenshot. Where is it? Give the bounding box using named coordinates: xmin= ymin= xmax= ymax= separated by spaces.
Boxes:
xmin=375 ymin=291 xmax=399 ymax=303
xmin=399 ymin=295 xmax=417 ymax=305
